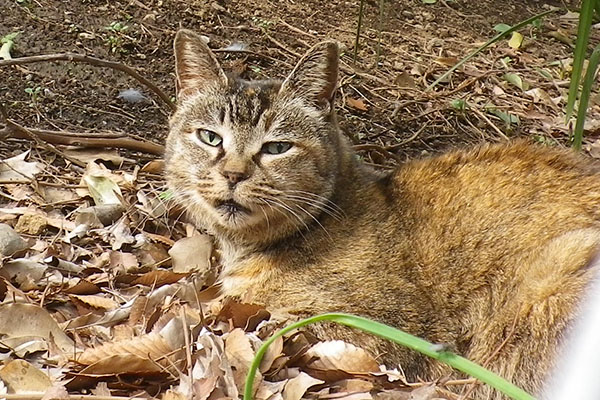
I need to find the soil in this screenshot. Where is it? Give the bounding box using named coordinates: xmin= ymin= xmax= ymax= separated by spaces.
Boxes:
xmin=1 ymin=0 xmax=582 ymax=167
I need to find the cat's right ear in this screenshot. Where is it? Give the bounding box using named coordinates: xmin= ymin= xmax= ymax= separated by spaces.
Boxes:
xmin=173 ymin=29 xmax=228 ymax=99
xmin=279 ymin=41 xmax=339 ymax=111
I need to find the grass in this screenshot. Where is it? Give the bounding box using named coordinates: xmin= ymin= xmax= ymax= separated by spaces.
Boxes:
xmin=243 ymin=313 xmax=535 ymax=400
xmin=426 ymin=9 xmax=555 ymax=91
xmin=567 ymin=0 xmax=600 ymax=150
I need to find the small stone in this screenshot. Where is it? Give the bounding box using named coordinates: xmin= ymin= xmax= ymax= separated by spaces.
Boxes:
xmin=0 ymin=223 xmax=29 ymax=256
xmin=15 ymin=214 xmax=47 ymax=235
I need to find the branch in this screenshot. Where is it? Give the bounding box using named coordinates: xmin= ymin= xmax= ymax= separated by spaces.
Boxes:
xmin=0 ymin=122 xmax=165 ymax=156
xmin=0 ymin=53 xmax=175 ymax=112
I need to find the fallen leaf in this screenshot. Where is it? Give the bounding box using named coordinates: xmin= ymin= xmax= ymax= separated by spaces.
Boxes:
xmin=0 ymin=303 xmax=75 ymax=354
xmin=69 ymin=294 xmax=119 ymax=311
xmin=169 ymin=235 xmax=213 ymax=273
xmin=303 ymin=340 xmax=380 ymax=374
xmin=282 ymin=371 xmax=324 ymax=400
xmin=0 ymin=151 xmax=41 ymax=181
xmin=503 ymin=73 xmax=528 ymax=91
xmin=132 ymin=269 xmax=188 ymax=287
xmin=217 ymin=300 xmax=271 ymax=331
xmin=0 ymin=223 xmax=29 ymax=256
xmin=346 ymin=97 xmax=369 ymax=111
xmin=0 ymin=360 xmax=52 ymax=393
xmin=508 ymin=31 xmax=523 ymax=49
xmin=63 ymin=148 xmax=124 ymax=166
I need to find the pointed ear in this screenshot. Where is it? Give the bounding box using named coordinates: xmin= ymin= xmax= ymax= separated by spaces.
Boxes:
xmin=279 ymin=41 xmax=339 ymax=110
xmin=173 ymin=29 xmax=228 ymax=99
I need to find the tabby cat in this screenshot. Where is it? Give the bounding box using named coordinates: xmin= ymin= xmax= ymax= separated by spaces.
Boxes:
xmin=165 ymin=29 xmax=600 ymax=399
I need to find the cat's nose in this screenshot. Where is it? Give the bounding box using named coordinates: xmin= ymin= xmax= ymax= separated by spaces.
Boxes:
xmin=222 ymin=170 xmax=248 ymax=186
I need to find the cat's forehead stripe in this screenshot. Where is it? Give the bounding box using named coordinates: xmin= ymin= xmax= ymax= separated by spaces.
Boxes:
xmin=225 ymin=80 xmax=278 ymax=128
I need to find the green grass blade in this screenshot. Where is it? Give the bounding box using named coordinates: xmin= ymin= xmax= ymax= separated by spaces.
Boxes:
xmin=426 ymin=9 xmax=555 ymax=91
xmin=573 ymin=43 xmax=600 ymax=150
xmin=243 ymin=313 xmax=535 ymax=400
xmin=353 ymin=0 xmax=366 ymax=63
xmin=566 ymin=0 xmax=596 ymax=121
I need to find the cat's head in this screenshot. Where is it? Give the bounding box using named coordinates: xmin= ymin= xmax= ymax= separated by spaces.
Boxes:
xmin=165 ymin=29 xmax=348 ymax=244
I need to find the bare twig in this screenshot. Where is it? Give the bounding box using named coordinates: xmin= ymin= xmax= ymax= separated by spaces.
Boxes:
xmin=0 ymin=118 xmax=164 ymax=155
xmin=0 ymin=53 xmax=175 ymax=111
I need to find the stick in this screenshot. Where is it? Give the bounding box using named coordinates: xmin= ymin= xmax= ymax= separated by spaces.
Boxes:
xmin=0 ymin=53 xmax=175 ymax=111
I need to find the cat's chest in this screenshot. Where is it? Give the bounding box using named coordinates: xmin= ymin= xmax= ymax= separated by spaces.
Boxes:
xmin=217 ymin=245 xmax=278 ymax=300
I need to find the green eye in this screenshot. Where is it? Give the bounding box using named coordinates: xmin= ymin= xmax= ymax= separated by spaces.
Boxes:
xmin=262 ymin=142 xmax=292 ymax=155
xmin=197 ymin=129 xmax=222 ymax=147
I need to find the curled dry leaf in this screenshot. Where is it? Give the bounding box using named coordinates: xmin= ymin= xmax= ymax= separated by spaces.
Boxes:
xmin=346 ymin=97 xmax=369 ymax=112
xmin=69 ymin=294 xmax=119 ymax=311
xmin=132 ymin=269 xmax=188 ymax=287
xmin=169 ymin=234 xmax=213 ymax=273
xmin=303 ymin=340 xmax=380 ymax=374
xmin=282 ymin=371 xmax=324 ymax=400
xmin=225 ymin=328 xmax=261 ymax=391
xmin=0 ymin=359 xmax=52 ymax=394
xmin=194 ymin=330 xmax=239 ymax=399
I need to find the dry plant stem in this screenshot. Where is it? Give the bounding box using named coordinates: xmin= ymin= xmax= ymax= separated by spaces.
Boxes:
xmin=0 ymin=53 xmax=175 ymax=112
xmin=0 ymin=122 xmax=165 ymax=155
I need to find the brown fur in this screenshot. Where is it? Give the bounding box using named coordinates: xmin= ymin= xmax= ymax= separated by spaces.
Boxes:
xmin=165 ymin=29 xmax=600 ymax=398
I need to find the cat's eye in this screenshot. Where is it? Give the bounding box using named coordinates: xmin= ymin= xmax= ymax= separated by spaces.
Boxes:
xmin=262 ymin=142 xmax=292 ymax=155
xmin=197 ymin=129 xmax=222 ymax=147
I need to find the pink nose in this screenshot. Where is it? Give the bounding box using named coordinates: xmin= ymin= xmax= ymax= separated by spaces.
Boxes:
xmin=222 ymin=170 xmax=248 ymax=186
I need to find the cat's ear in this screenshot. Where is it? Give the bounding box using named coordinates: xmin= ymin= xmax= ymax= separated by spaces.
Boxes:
xmin=173 ymin=29 xmax=228 ymax=99
xmin=279 ymin=41 xmax=339 ymax=110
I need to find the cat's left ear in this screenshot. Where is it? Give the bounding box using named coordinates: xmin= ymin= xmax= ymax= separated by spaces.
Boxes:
xmin=173 ymin=29 xmax=228 ymax=99
xmin=279 ymin=41 xmax=339 ymax=111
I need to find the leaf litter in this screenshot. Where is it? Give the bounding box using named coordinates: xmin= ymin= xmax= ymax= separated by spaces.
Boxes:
xmin=0 ymin=150 xmax=463 ymax=399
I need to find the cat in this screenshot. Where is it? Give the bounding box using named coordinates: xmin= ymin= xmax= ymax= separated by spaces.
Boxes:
xmin=165 ymin=29 xmax=600 ymax=399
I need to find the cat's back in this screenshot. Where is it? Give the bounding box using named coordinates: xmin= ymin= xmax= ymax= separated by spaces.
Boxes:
xmin=379 ymin=141 xmax=600 ymax=282
xmin=390 ymin=141 xmax=600 ymax=217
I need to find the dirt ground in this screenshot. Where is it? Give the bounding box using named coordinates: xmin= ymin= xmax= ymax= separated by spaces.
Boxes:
xmin=2 ymin=0 xmax=586 ymax=164
xmin=0 ymin=0 xmax=597 ymax=398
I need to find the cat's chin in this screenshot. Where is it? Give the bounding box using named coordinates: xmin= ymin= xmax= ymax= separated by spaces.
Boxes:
xmin=213 ymin=200 xmax=256 ymax=228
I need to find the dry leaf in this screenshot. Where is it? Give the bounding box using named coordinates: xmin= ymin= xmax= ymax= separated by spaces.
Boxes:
xmin=132 ymin=269 xmax=188 ymax=287
xmin=0 ymin=223 xmax=29 ymax=256
xmin=141 ymin=159 xmax=165 ymax=174
xmin=76 ymin=316 xmax=186 ymax=375
xmin=169 ymin=234 xmax=213 ymax=273
xmin=282 ymin=371 xmax=324 ymax=400
xmin=0 ymin=360 xmax=52 ymax=393
xmin=225 ymin=328 xmax=261 ymax=391
xmin=0 ymin=151 xmax=41 ymax=181
xmin=217 ymin=300 xmax=271 ymax=331
xmin=304 ymin=340 xmax=380 ymax=374
xmin=69 ymin=294 xmax=119 ymax=311
xmin=260 ymin=335 xmax=284 ymax=373
xmin=346 ymin=97 xmax=369 ymax=111
xmin=0 ymin=303 xmax=75 ymax=354
xmin=63 ymin=148 xmax=124 ymax=166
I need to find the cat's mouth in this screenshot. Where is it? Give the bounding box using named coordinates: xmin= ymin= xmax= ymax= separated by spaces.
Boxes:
xmin=214 ymin=199 xmax=250 ymax=217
